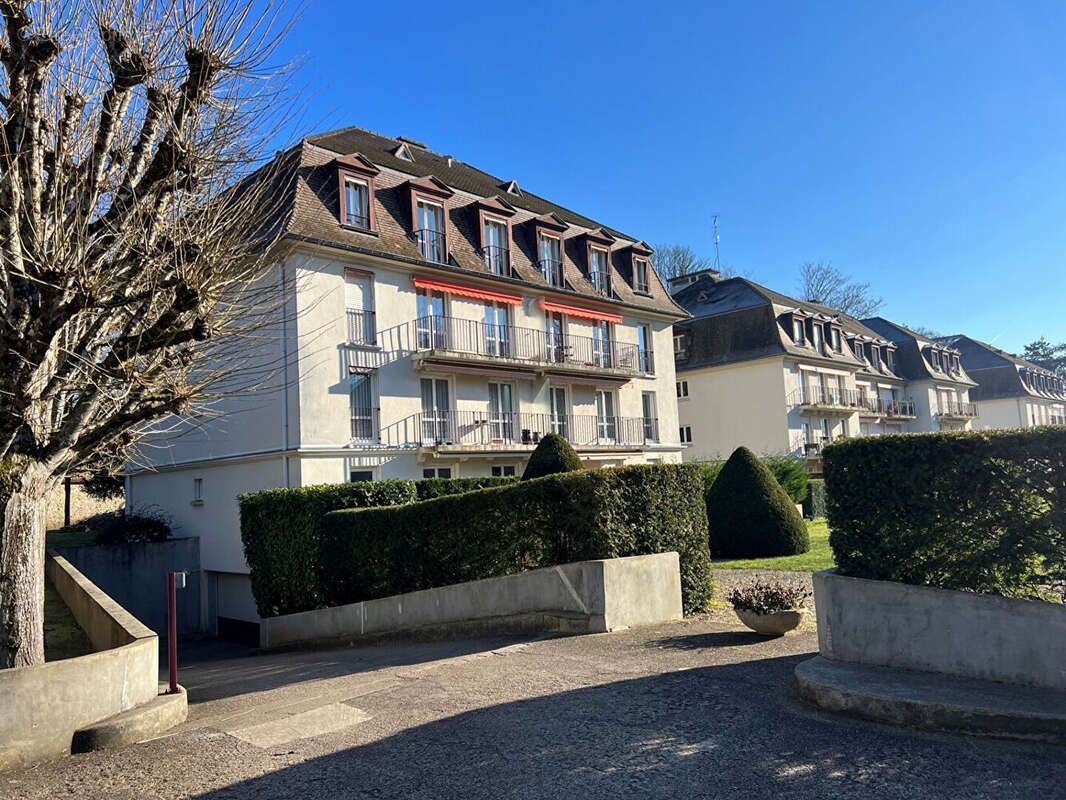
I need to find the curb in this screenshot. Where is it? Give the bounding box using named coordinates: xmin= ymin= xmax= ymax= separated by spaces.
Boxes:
xmin=71 ymin=685 xmax=188 ymax=754
xmin=795 ymin=656 xmax=1066 ymax=744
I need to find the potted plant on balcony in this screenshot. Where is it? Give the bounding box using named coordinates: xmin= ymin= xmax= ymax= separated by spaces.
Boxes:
xmin=728 ymin=578 xmax=811 ymax=635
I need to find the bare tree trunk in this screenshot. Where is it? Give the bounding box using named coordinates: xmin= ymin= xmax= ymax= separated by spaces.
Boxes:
xmin=0 ymin=462 xmax=54 ymax=668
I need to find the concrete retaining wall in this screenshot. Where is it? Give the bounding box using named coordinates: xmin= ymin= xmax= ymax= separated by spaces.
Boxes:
xmin=53 ymin=538 xmax=201 ymax=636
xmin=261 ymin=552 xmax=682 ymax=649
xmin=814 ymin=569 xmax=1066 ymax=690
xmin=0 ymin=555 xmax=159 ymax=771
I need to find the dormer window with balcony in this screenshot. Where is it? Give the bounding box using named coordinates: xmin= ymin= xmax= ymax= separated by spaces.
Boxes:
xmin=583 ymin=228 xmax=615 ymax=296
xmin=531 ymin=213 xmax=569 ymax=289
xmin=476 ymin=196 xmax=516 ymax=277
xmin=406 ymin=176 xmax=454 ymax=264
xmin=335 ymin=153 xmax=380 ymax=233
xmin=633 ymin=258 xmax=651 ymax=295
xmin=625 ymin=241 xmax=655 ymax=295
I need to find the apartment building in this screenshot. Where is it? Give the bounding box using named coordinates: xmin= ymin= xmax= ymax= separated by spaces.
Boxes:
xmin=126 ymin=127 xmax=687 ymax=634
xmin=670 ymin=271 xmax=978 ymax=468
xmin=936 ymin=335 xmax=1065 ymax=428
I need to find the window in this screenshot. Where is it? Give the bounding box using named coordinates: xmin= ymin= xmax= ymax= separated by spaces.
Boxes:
xmin=638 ymin=324 xmax=654 ymax=373
xmin=416 ymin=199 xmax=446 ymax=262
xmin=420 ymin=377 xmax=451 ymax=444
xmin=539 ymin=234 xmax=564 ymax=287
xmin=487 ymin=382 xmax=514 ymax=442
xmin=192 ymin=478 xmax=203 ymax=504
xmin=545 ymin=311 xmax=566 ymax=362
xmin=792 ymin=318 xmax=805 ymax=344
xmin=484 ymin=301 xmax=510 ymax=357
xmin=596 ymin=389 xmax=617 ymax=442
xmin=422 ymin=467 xmax=453 ymax=479
xmin=870 ymin=346 xmax=881 ymax=370
xmin=641 ymin=391 xmax=658 ymax=442
xmin=953 ymin=355 xmax=960 ymax=373
xmin=343 ymin=178 xmax=370 ymax=229
xmin=673 ymin=332 xmax=688 ymax=358
xmin=886 ymin=349 xmax=895 ymax=370
xmin=588 ymin=247 xmax=610 ymax=294
xmin=483 ymin=217 xmax=509 ymax=275
xmin=853 ymin=341 xmax=863 ymax=360
xmin=676 ymin=380 xmax=689 ymax=398
xmin=416 ymin=287 xmax=447 ymax=349
xmin=592 ymin=319 xmax=613 ymax=368
xmin=335 ymin=155 xmax=379 ymax=231
xmin=549 ymin=385 xmax=569 ymax=438
xmin=811 ymin=323 xmax=824 ymax=353
xmin=633 ymin=259 xmax=650 ymax=294
xmin=349 ymin=470 xmax=374 ymax=483
xmin=831 ymin=328 xmax=841 ymax=352
xmin=491 ymin=465 xmax=516 ymax=477
xmin=350 ymin=374 xmax=376 ymax=441
xmin=344 ymin=269 xmax=375 ymax=345
xmin=931 ymin=350 xmax=940 ymax=370
xmin=679 ymin=425 xmax=693 ymax=444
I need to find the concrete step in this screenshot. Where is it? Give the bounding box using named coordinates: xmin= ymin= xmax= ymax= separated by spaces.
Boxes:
xmin=795 ymin=656 xmax=1066 ymax=743
xmin=71 ymin=685 xmax=188 ymax=753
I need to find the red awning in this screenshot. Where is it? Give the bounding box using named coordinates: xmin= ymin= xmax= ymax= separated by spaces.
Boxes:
xmin=414 ymin=277 xmax=522 ymax=305
xmin=541 ymin=299 xmax=623 ymax=324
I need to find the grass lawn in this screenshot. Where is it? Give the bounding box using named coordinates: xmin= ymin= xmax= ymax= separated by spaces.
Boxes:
xmin=43 ymin=578 xmax=94 ymax=662
xmin=712 ymin=519 xmax=835 ymax=572
xmin=45 ymin=527 xmax=99 ymax=548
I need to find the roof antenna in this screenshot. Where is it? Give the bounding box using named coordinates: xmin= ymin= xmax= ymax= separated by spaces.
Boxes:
xmin=712 ymin=214 xmax=722 ymax=271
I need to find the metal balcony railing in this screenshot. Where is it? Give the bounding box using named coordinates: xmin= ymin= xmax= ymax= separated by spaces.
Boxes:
xmin=412 ymin=315 xmax=649 ymax=375
xmin=346 ymin=309 xmax=376 ymax=345
xmin=539 ymin=258 xmax=565 ymax=288
xmin=415 ymin=228 xmax=447 ymax=263
xmin=886 ymin=399 xmax=916 ymax=417
xmin=938 ymin=400 xmax=979 ymax=418
xmin=858 ymin=395 xmax=885 ymax=415
xmin=1049 ymin=414 xmax=1066 ymax=426
xmin=483 ymin=245 xmax=510 ymax=276
xmin=350 ymin=406 xmax=380 ymax=442
xmin=801 ymin=431 xmax=834 ymax=458
xmin=793 ymin=385 xmax=864 ymax=408
xmin=588 ymin=270 xmax=611 ymax=296
xmin=386 ymin=410 xmax=658 ymax=448
xmin=345 ymin=209 xmax=370 ymax=229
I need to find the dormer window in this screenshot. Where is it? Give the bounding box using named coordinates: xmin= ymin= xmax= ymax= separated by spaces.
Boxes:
xmin=588 ymin=246 xmax=610 ymax=295
xmin=811 ymin=322 xmax=824 ymax=353
xmin=475 ymin=196 xmax=516 ymax=278
xmin=633 ymin=259 xmax=650 ymax=294
xmin=952 ymin=355 xmax=960 ymax=373
xmin=830 ymin=328 xmax=841 ymax=352
xmin=931 ymin=350 xmax=940 ymax=370
xmin=406 ymin=176 xmax=454 ymax=264
xmin=335 ymin=153 xmax=380 ymax=233
xmin=539 ymin=233 xmax=563 ymax=287
xmin=887 ymin=349 xmax=895 ymax=371
xmin=854 ymin=341 xmax=863 ymax=360
xmin=870 ymin=345 xmax=881 ymax=369
xmin=792 ymin=318 xmax=805 ymax=344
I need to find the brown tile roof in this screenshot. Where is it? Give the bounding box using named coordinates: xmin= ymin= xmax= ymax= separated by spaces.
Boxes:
xmin=256 ymin=127 xmax=687 ymax=318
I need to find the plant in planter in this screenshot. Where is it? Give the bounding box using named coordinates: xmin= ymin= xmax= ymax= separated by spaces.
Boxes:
xmin=728 ymin=578 xmax=811 ymax=635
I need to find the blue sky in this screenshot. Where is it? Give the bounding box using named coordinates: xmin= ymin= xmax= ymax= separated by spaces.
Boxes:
xmin=271 ymin=0 xmax=1066 ymax=353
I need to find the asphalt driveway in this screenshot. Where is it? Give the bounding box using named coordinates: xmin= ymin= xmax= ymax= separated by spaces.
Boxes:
xmin=4 ymin=614 xmax=1065 ymax=799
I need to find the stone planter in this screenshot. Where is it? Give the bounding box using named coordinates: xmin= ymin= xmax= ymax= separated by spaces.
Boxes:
xmin=735 ymin=607 xmax=805 ymax=635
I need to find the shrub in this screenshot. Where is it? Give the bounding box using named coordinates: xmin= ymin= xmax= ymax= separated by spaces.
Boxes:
xmin=93 ymin=509 xmax=171 ymax=544
xmin=318 ymin=464 xmax=713 ymax=616
xmin=728 ymin=579 xmax=811 ymax=614
xmin=521 ymin=433 xmax=583 ymax=480
xmin=825 ymin=428 xmax=1066 ymax=598
xmin=706 ymin=447 xmax=809 ymax=558
xmin=700 ymin=454 xmax=808 ymax=505
xmin=240 ymin=477 xmax=519 ymax=617
xmin=802 ymin=478 xmax=827 ymax=519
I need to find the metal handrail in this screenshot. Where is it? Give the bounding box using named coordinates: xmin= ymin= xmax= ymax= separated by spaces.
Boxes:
xmin=391 ymin=409 xmax=657 ymax=448
xmin=539 ymin=258 xmax=565 ymax=288
xmin=346 ymin=309 xmax=376 ymax=345
xmin=588 ymin=270 xmax=611 ymax=296
xmin=938 ymin=400 xmax=979 ymax=417
xmin=350 ymin=406 xmax=380 ymax=441
xmin=793 ymin=385 xmax=864 ymax=408
xmin=414 ymin=228 xmax=447 ymax=263
xmin=886 ymin=399 xmax=916 ymax=417
xmin=483 ymin=245 xmax=510 ymax=276
xmin=345 ymin=210 xmax=370 ymax=229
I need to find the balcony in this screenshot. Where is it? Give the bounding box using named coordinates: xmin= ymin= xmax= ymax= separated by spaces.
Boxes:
xmin=937 ymin=400 xmax=979 ymax=420
xmin=382 ymin=410 xmax=658 ymax=451
xmin=539 ymin=258 xmax=565 ymax=288
xmin=415 ymin=228 xmax=447 ymax=263
xmin=346 ymin=309 xmax=376 ymax=346
xmin=350 ymin=406 xmax=380 ymax=443
xmin=588 ymin=270 xmax=611 ymax=297
xmin=857 ymin=396 xmax=916 ymax=419
xmin=886 ymin=399 xmax=917 ymax=419
xmin=411 ymin=315 xmax=652 ymax=378
xmin=1049 ymin=414 xmax=1066 ymax=426
xmin=792 ymin=385 xmax=864 ymax=415
xmin=800 ymin=432 xmax=836 ymax=460
xmin=483 ymin=245 xmax=511 ymax=277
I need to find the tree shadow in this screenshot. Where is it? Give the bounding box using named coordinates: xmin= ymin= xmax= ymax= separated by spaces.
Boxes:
xmin=188 ymin=653 xmax=1066 ymax=799
xmin=644 ymin=630 xmax=780 ymax=649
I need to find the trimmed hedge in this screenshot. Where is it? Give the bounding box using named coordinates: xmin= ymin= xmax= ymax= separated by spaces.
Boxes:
xmin=319 ymin=464 xmax=713 ymax=615
xmin=706 ymin=447 xmax=809 ymax=558
xmin=802 ymin=478 xmax=826 ymax=519
xmin=521 ymin=432 xmax=583 ymax=480
xmin=700 ymin=454 xmax=808 ymax=505
xmin=824 ymin=428 xmax=1066 ymax=598
xmin=240 ymin=476 xmax=516 ymax=616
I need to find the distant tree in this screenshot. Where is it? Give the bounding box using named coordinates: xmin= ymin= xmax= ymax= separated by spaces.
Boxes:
xmin=798 ymin=262 xmax=883 ymax=318
xmin=651 ymin=244 xmax=714 ymax=280
xmin=905 ymin=324 xmax=942 ymax=339
xmin=1022 ymin=337 xmax=1066 ymax=377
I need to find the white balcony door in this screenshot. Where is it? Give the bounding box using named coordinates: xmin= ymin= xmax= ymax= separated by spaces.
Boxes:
xmin=641 ymin=391 xmax=658 ymax=442
xmin=344 ymin=271 xmax=373 ymax=344
xmin=350 ymin=375 xmax=374 ymax=441
xmin=545 ymin=311 xmax=566 ymax=362
xmin=549 ymin=386 xmax=568 ymax=439
xmin=484 ymin=218 xmax=507 ymax=274
xmin=417 ymin=288 xmax=446 ymax=349
xmin=488 ymin=382 xmax=514 ymax=442
xmin=417 ymin=200 xmax=445 ymax=262
xmin=592 ymin=320 xmax=612 ymax=368
xmin=596 ymin=390 xmax=616 ymax=443
xmin=421 ymin=378 xmax=450 ymax=443
xmin=484 ymin=301 xmax=510 ymax=357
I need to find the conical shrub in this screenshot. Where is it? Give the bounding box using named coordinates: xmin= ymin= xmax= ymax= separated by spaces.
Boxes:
xmin=521 ymin=433 xmax=583 ymax=480
xmin=706 ymin=446 xmax=809 ymax=558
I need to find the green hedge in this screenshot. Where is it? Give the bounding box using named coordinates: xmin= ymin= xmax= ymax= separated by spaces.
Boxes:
xmin=319 ymin=464 xmax=713 ymax=615
xmin=240 ymin=476 xmax=516 ymax=616
xmin=824 ymin=428 xmax=1066 ymax=598
xmin=802 ymin=479 xmax=826 ymax=519
xmin=700 ymin=454 xmax=808 ymax=505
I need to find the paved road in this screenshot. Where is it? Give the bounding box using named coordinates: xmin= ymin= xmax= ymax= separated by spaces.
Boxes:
xmin=4 ymin=615 xmax=1066 ymax=799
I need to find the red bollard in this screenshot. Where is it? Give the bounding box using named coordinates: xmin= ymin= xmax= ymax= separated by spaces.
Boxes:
xmin=167 ymin=572 xmax=182 ymax=694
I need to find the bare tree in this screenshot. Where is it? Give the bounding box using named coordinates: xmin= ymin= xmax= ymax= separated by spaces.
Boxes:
xmin=0 ymin=0 xmax=296 ymax=667
xmin=651 ymin=243 xmax=714 ymax=280
xmin=798 ymin=261 xmax=883 ymax=318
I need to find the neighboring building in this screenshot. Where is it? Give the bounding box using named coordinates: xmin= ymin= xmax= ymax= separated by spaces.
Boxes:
xmin=126 ymin=127 xmax=688 ymax=635
xmin=935 ymin=335 xmax=1066 ymax=429
xmin=860 ymin=318 xmax=979 ymax=432
xmin=671 ymin=271 xmax=924 ymax=468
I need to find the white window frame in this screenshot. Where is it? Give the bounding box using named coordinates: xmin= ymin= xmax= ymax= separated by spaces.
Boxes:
xmin=343 ymin=177 xmax=370 ymax=229
xmin=676 ymin=379 xmax=689 ymax=398
xmin=679 ymin=425 xmax=693 ymax=444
